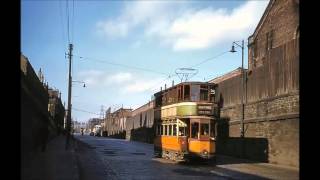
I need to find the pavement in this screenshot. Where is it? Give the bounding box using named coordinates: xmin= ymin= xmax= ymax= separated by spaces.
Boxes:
xmin=21 ymin=135 xmax=80 ymax=180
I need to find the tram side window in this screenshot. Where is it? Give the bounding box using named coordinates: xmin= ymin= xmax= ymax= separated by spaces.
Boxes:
xmin=191 ymin=122 xmax=199 ymax=139
xmin=164 ymin=125 xmax=168 ymax=136
xmin=210 ymin=121 xmax=215 ymax=138
xmin=162 ymin=125 xmax=165 ymax=135
xmin=173 ymin=124 xmax=177 ymax=136
xmin=201 ymin=123 xmax=209 ymax=136
xmin=169 ymin=125 xmax=172 ymax=136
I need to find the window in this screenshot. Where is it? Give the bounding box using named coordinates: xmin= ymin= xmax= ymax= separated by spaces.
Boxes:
xmin=210 ymin=121 xmax=215 ymax=138
xmin=162 ymin=125 xmax=165 ymax=135
xmin=179 ymin=127 xmax=185 ymax=136
xmin=178 ymin=87 xmax=182 ymax=101
xmin=184 ymin=85 xmax=190 ymax=101
xmin=173 ymin=124 xmax=177 ymax=136
xmin=191 ymin=122 xmax=199 ymax=139
xmin=191 ymin=85 xmax=200 ymax=101
xmin=164 ymin=125 xmax=168 ymax=136
xmin=200 ymin=123 xmax=209 ymax=136
xmin=169 ymin=125 xmax=172 ymax=136
xmin=200 ymin=85 xmax=208 ymax=101
xmin=266 ymin=30 xmax=273 ymax=51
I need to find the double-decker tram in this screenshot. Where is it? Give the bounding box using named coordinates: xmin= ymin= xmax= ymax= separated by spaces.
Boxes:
xmin=153 ymin=82 xmax=218 ymax=161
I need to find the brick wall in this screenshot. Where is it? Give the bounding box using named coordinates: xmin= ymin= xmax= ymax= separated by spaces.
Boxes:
xmin=214 ymin=0 xmax=299 ymax=167
xmin=248 ymin=0 xmax=299 ymax=70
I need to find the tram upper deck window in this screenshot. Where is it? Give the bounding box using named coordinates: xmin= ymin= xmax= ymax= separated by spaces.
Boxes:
xmin=191 ymin=122 xmax=199 ymax=139
xmin=200 ymin=85 xmax=209 ymax=101
xmin=191 ymin=85 xmax=200 ymax=101
xmin=184 ymin=85 xmax=190 ymax=101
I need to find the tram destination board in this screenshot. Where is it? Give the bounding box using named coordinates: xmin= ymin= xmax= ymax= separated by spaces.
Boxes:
xmin=197 ymin=105 xmax=213 ymax=115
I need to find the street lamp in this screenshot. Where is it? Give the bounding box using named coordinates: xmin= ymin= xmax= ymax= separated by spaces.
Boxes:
xmin=72 ymin=80 xmax=86 ymax=88
xmin=230 ymin=40 xmax=245 ymax=138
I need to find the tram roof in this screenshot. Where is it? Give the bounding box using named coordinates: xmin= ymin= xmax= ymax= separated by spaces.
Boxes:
xmin=154 ymin=81 xmax=216 ymax=96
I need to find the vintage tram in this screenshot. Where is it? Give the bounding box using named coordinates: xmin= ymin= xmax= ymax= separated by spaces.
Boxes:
xmin=153 ymin=82 xmax=218 ymax=161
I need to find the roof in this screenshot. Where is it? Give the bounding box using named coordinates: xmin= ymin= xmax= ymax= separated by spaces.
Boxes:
xmin=208 ymin=67 xmax=244 ymax=84
xmin=249 ymin=0 xmax=275 ymax=42
xmin=154 ymin=81 xmax=215 ymax=96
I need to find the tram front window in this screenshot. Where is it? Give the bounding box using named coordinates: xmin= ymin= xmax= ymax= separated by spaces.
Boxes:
xmin=178 ymin=127 xmax=185 ymax=136
xmin=201 ymin=123 xmax=209 ymax=136
xmin=191 ymin=122 xmax=199 ymax=139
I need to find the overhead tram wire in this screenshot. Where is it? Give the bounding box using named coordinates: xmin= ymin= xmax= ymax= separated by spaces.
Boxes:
xmin=73 ymin=107 xmax=101 ymax=116
xmin=189 ymin=50 xmax=229 ymax=68
xmin=124 ymin=50 xmax=230 ymax=93
xmin=66 ymin=0 xmax=70 ymax=44
xmin=73 ymin=55 xmax=169 ymax=76
xmin=72 ymin=0 xmax=75 ymax=44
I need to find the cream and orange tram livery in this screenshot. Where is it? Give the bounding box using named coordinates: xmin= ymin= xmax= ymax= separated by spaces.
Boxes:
xmin=153 ymin=82 xmax=218 ymax=161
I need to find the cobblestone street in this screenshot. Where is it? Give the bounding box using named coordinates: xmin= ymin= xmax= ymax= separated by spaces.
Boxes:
xmin=74 ymin=135 xmax=299 ymax=180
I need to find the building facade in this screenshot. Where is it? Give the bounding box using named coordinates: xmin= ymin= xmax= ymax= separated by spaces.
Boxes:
xmin=209 ymin=0 xmax=299 ymax=167
xmin=104 ymin=108 xmax=132 ymax=137
xmin=48 ymin=88 xmax=65 ymax=135
xmin=125 ymin=101 xmax=154 ymax=142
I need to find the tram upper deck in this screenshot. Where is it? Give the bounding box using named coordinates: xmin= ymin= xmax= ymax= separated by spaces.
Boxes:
xmin=154 ymin=82 xmax=218 ymax=120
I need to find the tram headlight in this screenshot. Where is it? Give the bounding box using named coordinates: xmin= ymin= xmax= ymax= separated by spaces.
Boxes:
xmin=203 ymin=150 xmax=208 ymax=155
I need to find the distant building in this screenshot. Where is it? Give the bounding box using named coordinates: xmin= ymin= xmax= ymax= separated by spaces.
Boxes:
xmin=48 ymin=88 xmax=65 ymax=135
xmin=88 ymin=118 xmax=104 ymax=132
xmin=126 ymin=101 xmax=154 ymax=142
xmin=104 ymin=108 xmax=132 ymax=137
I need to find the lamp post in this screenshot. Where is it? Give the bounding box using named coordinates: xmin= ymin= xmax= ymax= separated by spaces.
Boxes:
xmin=230 ymin=40 xmax=245 ymax=138
xmin=72 ymin=80 xmax=86 ymax=88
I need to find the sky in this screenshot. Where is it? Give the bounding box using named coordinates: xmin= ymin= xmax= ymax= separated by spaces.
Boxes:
xmin=21 ymin=0 xmax=269 ymax=122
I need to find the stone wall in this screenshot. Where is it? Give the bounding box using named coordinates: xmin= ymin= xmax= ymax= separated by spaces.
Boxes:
xmin=213 ymin=0 xmax=299 ymax=166
xmin=21 ymin=55 xmax=49 ymax=160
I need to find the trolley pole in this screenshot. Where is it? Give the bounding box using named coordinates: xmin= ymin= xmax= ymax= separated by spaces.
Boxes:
xmin=66 ymin=43 xmax=73 ymax=150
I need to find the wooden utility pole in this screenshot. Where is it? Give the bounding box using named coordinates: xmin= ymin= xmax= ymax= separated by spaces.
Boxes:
xmin=66 ymin=43 xmax=73 ymax=150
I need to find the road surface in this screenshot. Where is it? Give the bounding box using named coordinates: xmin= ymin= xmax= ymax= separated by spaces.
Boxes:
xmin=74 ymin=135 xmax=299 ymax=180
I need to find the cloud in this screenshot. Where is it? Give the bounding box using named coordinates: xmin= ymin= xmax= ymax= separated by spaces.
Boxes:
xmin=131 ymin=40 xmax=142 ymax=49
xmin=96 ymin=1 xmax=171 ymax=39
xmin=167 ymin=1 xmax=269 ymax=51
xmin=77 ymin=70 xmax=132 ymax=87
xmin=76 ymin=70 xmax=172 ymax=94
xmin=96 ymin=1 xmax=269 ymax=51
